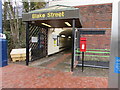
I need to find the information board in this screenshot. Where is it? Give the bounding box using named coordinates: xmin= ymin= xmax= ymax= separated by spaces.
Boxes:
xmin=114 ymin=57 xmax=120 ymax=73
xmin=31 ymin=37 xmax=38 ymax=43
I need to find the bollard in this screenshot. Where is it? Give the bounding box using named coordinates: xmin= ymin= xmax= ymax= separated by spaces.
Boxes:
xmin=0 ymin=39 xmax=8 ymax=67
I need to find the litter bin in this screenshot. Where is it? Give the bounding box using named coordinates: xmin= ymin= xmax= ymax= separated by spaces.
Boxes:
xmin=0 ymin=39 xmax=8 ymax=67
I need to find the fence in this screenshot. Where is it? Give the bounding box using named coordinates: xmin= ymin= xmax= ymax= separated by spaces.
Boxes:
xmin=74 ymin=28 xmax=111 ymax=68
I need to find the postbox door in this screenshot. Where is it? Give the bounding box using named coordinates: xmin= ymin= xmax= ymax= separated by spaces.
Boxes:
xmin=80 ymin=37 xmax=87 ymax=52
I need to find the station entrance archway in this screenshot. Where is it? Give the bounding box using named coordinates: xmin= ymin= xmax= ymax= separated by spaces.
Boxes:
xmin=23 ymin=5 xmax=82 ymax=71
xmin=23 ymin=5 xmax=111 ymax=71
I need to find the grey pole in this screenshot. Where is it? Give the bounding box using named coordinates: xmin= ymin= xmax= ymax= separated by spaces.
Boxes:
xmin=108 ymin=0 xmax=120 ymax=88
xmin=74 ymin=29 xmax=77 ymax=65
xmin=77 ymin=29 xmax=81 ymax=61
xmin=71 ymin=19 xmax=75 ymax=72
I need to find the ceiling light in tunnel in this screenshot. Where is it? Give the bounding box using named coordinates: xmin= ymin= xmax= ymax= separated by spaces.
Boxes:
xmin=41 ymin=23 xmax=51 ymax=27
xmin=61 ymin=35 xmax=66 ymax=38
xmin=65 ymin=22 xmax=71 ymax=27
xmin=75 ymin=29 xmax=78 ymax=32
xmin=68 ymin=36 xmax=71 ymax=38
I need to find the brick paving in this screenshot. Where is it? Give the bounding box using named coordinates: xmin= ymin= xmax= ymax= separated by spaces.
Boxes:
xmin=46 ymin=53 xmax=71 ymax=68
xmin=1 ymin=64 xmax=108 ymax=88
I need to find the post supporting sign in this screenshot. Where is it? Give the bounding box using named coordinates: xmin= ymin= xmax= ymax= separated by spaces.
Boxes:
xmin=80 ymin=37 xmax=87 ymax=72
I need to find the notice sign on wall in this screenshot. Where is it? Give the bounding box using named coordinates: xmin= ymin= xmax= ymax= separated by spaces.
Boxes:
xmin=31 ymin=37 xmax=38 ymax=43
xmin=114 ymin=57 xmax=120 ymax=73
xmin=54 ymin=40 xmax=57 ymax=47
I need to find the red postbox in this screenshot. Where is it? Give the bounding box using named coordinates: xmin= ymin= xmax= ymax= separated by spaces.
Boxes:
xmin=80 ymin=37 xmax=87 ymax=52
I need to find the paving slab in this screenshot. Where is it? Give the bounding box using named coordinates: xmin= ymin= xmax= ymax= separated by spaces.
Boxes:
xmin=1 ymin=64 xmax=108 ymax=88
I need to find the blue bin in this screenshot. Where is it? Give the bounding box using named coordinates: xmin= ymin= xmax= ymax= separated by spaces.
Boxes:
xmin=0 ymin=39 xmax=8 ymax=67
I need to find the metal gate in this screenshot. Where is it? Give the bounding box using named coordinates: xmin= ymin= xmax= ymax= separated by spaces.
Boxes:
xmin=74 ymin=28 xmax=111 ymax=69
xmin=29 ymin=24 xmax=48 ymax=61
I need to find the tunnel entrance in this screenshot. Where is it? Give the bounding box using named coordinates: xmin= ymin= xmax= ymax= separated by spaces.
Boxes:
xmin=59 ymin=29 xmax=72 ymax=51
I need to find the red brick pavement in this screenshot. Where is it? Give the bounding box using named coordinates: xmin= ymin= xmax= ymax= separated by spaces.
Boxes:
xmin=1 ymin=64 xmax=108 ymax=88
xmin=46 ymin=53 xmax=71 ymax=68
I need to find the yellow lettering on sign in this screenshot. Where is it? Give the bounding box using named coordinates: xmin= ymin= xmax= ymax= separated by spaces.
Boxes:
xmin=32 ymin=12 xmax=65 ymax=19
xmin=61 ymin=11 xmax=64 ymax=17
xmin=47 ymin=12 xmax=65 ymax=18
xmin=47 ymin=13 xmax=50 ymax=17
xmin=32 ymin=14 xmax=45 ymax=19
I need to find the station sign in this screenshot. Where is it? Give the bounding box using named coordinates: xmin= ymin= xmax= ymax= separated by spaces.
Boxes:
xmin=22 ymin=9 xmax=80 ymax=21
xmin=32 ymin=11 xmax=65 ymax=19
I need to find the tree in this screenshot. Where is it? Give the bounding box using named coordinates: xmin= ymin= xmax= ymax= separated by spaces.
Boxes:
xmin=7 ymin=1 xmax=20 ymax=48
xmin=3 ymin=0 xmax=46 ymax=49
xmin=23 ymin=1 xmax=46 ymax=13
xmin=3 ymin=2 xmax=8 ymax=32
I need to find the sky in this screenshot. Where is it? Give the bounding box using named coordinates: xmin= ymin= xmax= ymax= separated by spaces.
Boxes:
xmin=2 ymin=0 xmax=52 ymax=2
xmin=2 ymin=0 xmax=51 ymax=6
xmin=2 ymin=0 xmax=114 ymax=6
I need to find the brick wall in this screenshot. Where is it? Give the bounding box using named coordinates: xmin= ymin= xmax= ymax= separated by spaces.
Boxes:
xmin=76 ymin=4 xmax=112 ymax=61
xmin=78 ymin=4 xmax=112 ymax=28
xmin=82 ymin=30 xmax=111 ymax=50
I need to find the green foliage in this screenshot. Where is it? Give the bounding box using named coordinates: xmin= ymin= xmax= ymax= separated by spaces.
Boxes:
xmin=3 ymin=31 xmax=11 ymax=48
xmin=3 ymin=1 xmax=47 ymax=57
xmin=3 ymin=31 xmax=13 ymax=58
xmin=23 ymin=2 xmax=29 ymax=12
xmin=23 ymin=1 xmax=46 ymax=12
xmin=32 ymin=2 xmax=46 ymax=10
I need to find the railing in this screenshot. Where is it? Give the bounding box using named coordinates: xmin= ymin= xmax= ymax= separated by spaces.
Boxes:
xmin=75 ymin=48 xmax=110 ymax=58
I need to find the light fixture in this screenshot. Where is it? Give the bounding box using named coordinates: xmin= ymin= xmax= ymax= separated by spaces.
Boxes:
xmin=41 ymin=23 xmax=52 ymax=27
xmin=61 ymin=35 xmax=66 ymax=38
xmin=75 ymin=29 xmax=78 ymax=32
xmin=65 ymin=22 xmax=71 ymax=26
xmin=68 ymin=36 xmax=71 ymax=38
